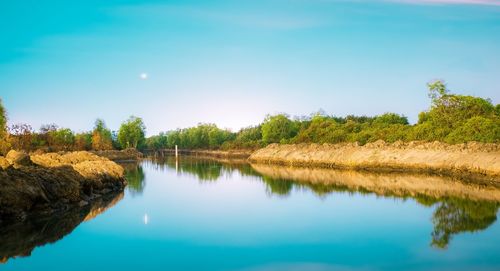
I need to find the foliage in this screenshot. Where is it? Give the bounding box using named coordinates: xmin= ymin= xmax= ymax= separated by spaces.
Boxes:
xmin=75 ymin=132 xmax=92 ymax=150
xmin=146 ymin=124 xmax=234 ymax=150
xmin=49 ymin=128 xmax=75 ymax=151
xmin=92 ymin=119 xmax=113 ymax=150
xmin=1 ymin=79 xmax=499 ymax=153
xmin=118 ymin=116 xmax=146 ymax=149
xmin=0 ymin=98 xmax=6 ymax=139
xmin=8 ymin=123 xmax=34 ymax=151
xmin=261 ymin=114 xmax=298 ymax=144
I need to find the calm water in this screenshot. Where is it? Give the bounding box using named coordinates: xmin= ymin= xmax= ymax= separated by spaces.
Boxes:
xmin=2 ymin=157 xmax=500 ymax=270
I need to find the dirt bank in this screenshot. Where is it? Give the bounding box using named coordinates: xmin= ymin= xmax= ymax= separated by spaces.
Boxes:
xmin=92 ymin=148 xmax=143 ymax=161
xmin=0 ymin=150 xmax=127 ymax=221
xmin=249 ymin=141 xmax=500 ymax=182
xmin=251 ymin=164 xmax=500 ymax=202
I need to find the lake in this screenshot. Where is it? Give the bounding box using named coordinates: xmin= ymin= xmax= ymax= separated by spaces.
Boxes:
xmin=2 ymin=156 xmax=500 ymax=270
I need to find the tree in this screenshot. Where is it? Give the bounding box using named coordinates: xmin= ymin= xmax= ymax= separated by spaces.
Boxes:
xmin=0 ymin=98 xmax=6 ymax=138
xmin=373 ymin=113 xmax=409 ymax=126
xmin=8 ymin=123 xmax=33 ymax=151
xmin=75 ymin=132 xmax=92 ymax=150
xmin=427 ymin=79 xmax=449 ymax=104
xmin=92 ymin=119 xmax=113 ymax=150
xmin=0 ymin=98 xmax=9 ymax=154
xmin=118 ymin=116 xmax=146 ymax=149
xmin=50 ymin=128 xmax=75 ymax=151
xmin=261 ymin=114 xmax=298 ymax=144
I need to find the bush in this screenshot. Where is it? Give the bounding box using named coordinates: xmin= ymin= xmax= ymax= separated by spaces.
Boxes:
xmin=261 ymin=114 xmax=298 ymax=144
xmin=445 ymin=116 xmax=500 ymax=144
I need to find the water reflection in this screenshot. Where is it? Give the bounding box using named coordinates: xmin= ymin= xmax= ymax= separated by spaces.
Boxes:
xmin=122 ymin=162 xmax=146 ymax=195
xmin=148 ymin=156 xmax=500 ymax=249
xmin=431 ymin=199 xmax=499 ymax=249
xmin=148 ymin=156 xmax=255 ymax=181
xmin=0 ymin=192 xmax=123 ymax=263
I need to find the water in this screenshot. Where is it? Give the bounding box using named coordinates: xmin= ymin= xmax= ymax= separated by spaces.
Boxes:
xmin=2 ymin=157 xmax=500 ymax=270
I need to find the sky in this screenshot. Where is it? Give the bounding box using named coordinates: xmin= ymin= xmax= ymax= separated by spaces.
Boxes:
xmin=1 ymin=0 xmax=499 ymax=136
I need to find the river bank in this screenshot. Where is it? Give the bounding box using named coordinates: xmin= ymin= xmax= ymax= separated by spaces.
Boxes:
xmin=0 ymin=150 xmax=127 ymax=222
xmin=92 ymin=148 xmax=143 ymax=162
xmin=248 ymin=141 xmax=500 ymax=182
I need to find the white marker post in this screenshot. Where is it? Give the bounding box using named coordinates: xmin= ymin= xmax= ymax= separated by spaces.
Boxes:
xmin=175 ymin=145 xmax=178 ymax=158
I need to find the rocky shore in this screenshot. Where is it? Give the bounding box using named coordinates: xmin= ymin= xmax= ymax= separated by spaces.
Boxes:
xmin=249 ymin=141 xmax=500 ymax=182
xmin=0 ymin=150 xmax=127 ymax=222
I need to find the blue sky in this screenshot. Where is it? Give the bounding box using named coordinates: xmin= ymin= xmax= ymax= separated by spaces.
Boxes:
xmin=1 ymin=0 xmax=499 ymax=135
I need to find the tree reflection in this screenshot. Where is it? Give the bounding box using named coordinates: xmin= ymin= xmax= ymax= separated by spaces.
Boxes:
xmin=123 ymin=163 xmax=145 ymax=195
xmin=431 ymin=199 xmax=499 ymax=249
xmin=149 ymin=156 xmax=257 ymax=182
xmin=262 ymin=176 xmax=293 ymax=196
xmin=145 ymin=156 xmax=500 ymax=249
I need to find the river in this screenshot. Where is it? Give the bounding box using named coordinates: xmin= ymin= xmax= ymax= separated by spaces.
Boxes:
xmin=2 ymin=156 xmax=500 ymax=270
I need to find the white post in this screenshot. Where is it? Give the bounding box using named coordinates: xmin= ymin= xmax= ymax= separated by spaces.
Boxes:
xmin=175 ymin=145 xmax=178 ymax=158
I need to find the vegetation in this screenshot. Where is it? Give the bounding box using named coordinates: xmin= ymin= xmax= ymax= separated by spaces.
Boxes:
xmin=0 ymin=99 xmax=8 ymax=154
xmin=0 ymin=113 xmax=149 ymax=154
xmin=144 ymin=80 xmax=499 ymax=150
xmin=0 ymin=80 xmax=498 ymax=155
xmin=118 ymin=116 xmax=146 ymax=149
xmin=92 ymin=119 xmax=113 ymax=151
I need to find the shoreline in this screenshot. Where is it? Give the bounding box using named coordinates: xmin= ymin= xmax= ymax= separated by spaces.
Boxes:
xmin=0 ymin=150 xmax=127 ymax=222
xmin=248 ymin=141 xmax=500 ymax=183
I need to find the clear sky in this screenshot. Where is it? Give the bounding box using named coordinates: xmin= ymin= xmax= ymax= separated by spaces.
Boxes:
xmin=1 ymin=0 xmax=499 ymax=136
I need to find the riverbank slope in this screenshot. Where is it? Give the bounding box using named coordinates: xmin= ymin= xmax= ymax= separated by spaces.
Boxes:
xmin=249 ymin=141 xmax=500 ymax=182
xmin=0 ymin=150 xmax=127 ymax=221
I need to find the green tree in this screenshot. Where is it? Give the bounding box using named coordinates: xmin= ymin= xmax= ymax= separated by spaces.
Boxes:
xmin=0 ymin=98 xmax=6 ymax=138
xmin=118 ymin=116 xmax=146 ymax=149
xmin=261 ymin=114 xmax=298 ymax=144
xmin=50 ymin=128 xmax=75 ymax=151
xmin=373 ymin=113 xmax=409 ymax=126
xmin=0 ymin=98 xmax=9 ymax=154
xmin=445 ymin=116 xmax=500 ymax=144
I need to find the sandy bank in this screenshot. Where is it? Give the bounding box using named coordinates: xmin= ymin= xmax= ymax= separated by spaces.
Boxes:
xmin=0 ymin=150 xmax=127 ymax=221
xmin=249 ymin=141 xmax=500 ymax=182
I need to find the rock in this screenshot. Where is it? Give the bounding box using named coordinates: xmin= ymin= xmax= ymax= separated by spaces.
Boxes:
xmin=0 ymin=156 xmax=10 ymax=170
xmin=0 ymin=151 xmax=127 ymax=221
xmin=78 ymin=200 xmax=88 ymax=207
xmin=5 ymin=150 xmax=32 ymax=167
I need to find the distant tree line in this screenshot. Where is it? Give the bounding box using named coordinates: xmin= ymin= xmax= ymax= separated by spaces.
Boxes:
xmin=1 ymin=80 xmax=499 ymax=155
xmin=0 ymin=100 xmax=146 ymax=155
xmin=144 ymin=80 xmax=500 ymax=151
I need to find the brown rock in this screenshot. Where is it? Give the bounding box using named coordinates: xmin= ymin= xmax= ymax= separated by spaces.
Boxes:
xmin=5 ymin=150 xmax=32 ymax=167
xmin=0 ymin=156 xmax=10 ymax=170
